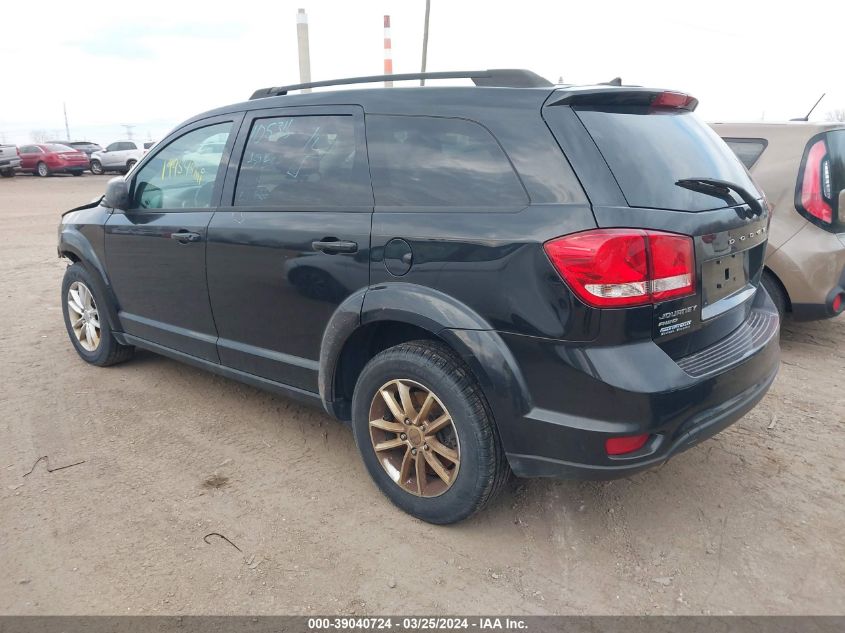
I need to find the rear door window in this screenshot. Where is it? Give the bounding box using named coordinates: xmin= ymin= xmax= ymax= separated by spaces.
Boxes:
xmin=575 ymin=107 xmax=757 ymax=211
xmin=366 ymin=115 xmax=528 ymax=207
xmin=234 ymin=115 xmax=372 ymax=207
xmin=723 ymin=138 xmax=768 ymax=169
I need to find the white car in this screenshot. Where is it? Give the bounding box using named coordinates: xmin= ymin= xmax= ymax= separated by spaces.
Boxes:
xmin=90 ymin=140 xmax=154 ymax=175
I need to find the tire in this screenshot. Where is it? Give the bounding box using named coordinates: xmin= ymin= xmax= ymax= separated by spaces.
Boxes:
xmin=761 ymin=269 xmax=788 ymax=320
xmin=61 ymin=263 xmax=134 ymax=367
xmin=36 ymin=162 xmax=49 ymax=177
xmin=90 ymin=160 xmax=104 ymax=175
xmin=351 ymin=340 xmax=510 ymax=524
xmin=125 ymin=159 xmax=137 ymax=172
xmin=0 ymin=169 xmax=14 ymax=178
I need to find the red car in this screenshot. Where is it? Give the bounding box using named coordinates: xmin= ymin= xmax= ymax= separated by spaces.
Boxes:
xmin=18 ymin=144 xmax=90 ymax=177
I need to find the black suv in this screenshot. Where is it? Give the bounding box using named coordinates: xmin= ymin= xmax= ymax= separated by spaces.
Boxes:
xmin=58 ymin=69 xmax=780 ymax=524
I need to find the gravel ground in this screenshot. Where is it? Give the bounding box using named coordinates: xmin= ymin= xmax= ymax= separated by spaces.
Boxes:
xmin=1 ymin=174 xmax=843 ymax=615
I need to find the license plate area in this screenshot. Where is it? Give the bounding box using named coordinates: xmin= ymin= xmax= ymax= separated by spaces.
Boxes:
xmin=702 ymin=252 xmax=749 ymax=307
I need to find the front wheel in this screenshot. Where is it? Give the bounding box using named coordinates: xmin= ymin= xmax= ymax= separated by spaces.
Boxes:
xmin=61 ymin=263 xmax=134 ymax=366
xmin=90 ymin=160 xmax=103 ymax=175
xmin=351 ymin=341 xmax=509 ymax=524
xmin=125 ymin=159 xmax=137 ymax=173
xmin=36 ymin=162 xmax=49 ymax=177
xmin=0 ymin=169 xmax=14 ymax=178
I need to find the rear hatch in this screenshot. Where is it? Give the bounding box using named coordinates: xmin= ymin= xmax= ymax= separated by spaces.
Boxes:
xmin=543 ymin=88 xmax=772 ymax=359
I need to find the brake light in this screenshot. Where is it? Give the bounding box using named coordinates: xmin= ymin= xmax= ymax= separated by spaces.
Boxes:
xmin=544 ymin=229 xmax=695 ymax=308
xmin=798 ymin=139 xmax=833 ymax=224
xmin=651 ymin=91 xmax=697 ymax=110
xmin=606 ymin=434 xmax=650 ymax=456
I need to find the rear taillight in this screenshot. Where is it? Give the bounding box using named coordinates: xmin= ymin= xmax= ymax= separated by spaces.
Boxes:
xmin=544 ymin=229 xmax=695 ymax=308
xmin=798 ymin=138 xmax=834 ymax=225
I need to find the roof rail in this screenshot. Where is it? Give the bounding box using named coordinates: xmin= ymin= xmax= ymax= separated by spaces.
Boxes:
xmin=249 ymin=69 xmax=552 ymax=100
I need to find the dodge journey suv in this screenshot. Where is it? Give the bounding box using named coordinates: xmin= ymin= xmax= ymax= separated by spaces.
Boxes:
xmin=58 ymin=69 xmax=780 ymax=524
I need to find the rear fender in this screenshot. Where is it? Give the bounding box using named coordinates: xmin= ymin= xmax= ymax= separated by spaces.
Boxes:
xmin=319 ymin=283 xmax=532 ymax=439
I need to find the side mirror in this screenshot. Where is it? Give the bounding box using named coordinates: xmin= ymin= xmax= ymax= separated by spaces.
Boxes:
xmin=104 ymin=177 xmax=130 ymax=210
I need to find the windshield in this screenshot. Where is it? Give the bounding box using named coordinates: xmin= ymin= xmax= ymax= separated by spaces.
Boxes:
xmin=575 ymin=107 xmax=758 ymax=212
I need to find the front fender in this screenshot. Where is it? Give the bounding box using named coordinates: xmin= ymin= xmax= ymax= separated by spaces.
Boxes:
xmin=59 ymin=211 xmax=123 ymax=333
xmin=319 ymin=283 xmax=532 ymax=435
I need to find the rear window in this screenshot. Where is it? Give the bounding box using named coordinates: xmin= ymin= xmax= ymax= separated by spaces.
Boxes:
xmin=367 ymin=115 xmax=528 ymax=207
xmin=575 ymin=107 xmax=758 ymax=211
xmin=46 ymin=144 xmax=73 ymax=152
xmin=723 ymin=138 xmax=768 ymax=170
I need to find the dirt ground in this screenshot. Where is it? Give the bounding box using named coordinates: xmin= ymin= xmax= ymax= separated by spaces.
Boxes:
xmin=0 ymin=174 xmax=843 ymax=616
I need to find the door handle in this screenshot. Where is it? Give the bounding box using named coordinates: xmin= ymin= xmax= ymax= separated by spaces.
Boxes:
xmin=312 ymin=239 xmax=358 ymax=254
xmin=170 ymin=230 xmax=202 ymax=243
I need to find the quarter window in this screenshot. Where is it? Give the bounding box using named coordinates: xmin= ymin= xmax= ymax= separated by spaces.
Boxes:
xmin=366 ymin=115 xmax=528 ymax=207
xmin=129 ymin=122 xmax=232 ymax=210
xmin=723 ymin=138 xmax=768 ymax=170
xmin=234 ymin=115 xmax=371 ymax=207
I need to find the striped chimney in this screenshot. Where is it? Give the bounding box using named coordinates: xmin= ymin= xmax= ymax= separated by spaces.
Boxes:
xmin=384 ymin=15 xmax=393 ymax=87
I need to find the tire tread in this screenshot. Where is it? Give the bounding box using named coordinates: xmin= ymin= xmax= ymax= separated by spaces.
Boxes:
xmin=355 ymin=340 xmax=510 ymax=523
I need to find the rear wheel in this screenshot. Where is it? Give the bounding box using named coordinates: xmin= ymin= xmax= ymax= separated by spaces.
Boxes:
xmin=36 ymin=162 xmax=49 ymax=177
xmin=125 ymin=159 xmax=137 ymax=172
xmin=761 ymin=269 xmax=788 ymax=320
xmin=61 ymin=263 xmax=134 ymax=366
xmin=351 ymin=341 xmax=509 ymax=524
xmin=0 ymin=169 xmax=14 ymax=178
xmin=90 ymin=160 xmax=103 ymax=175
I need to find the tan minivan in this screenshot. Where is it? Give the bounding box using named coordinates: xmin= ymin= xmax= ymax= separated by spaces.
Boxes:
xmin=711 ymin=122 xmax=845 ymax=320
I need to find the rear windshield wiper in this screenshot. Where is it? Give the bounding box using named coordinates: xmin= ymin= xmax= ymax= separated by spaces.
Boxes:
xmin=675 ymin=178 xmax=763 ymax=216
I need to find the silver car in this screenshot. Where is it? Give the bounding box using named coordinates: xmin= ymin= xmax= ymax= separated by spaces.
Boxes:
xmin=90 ymin=140 xmax=154 ymax=175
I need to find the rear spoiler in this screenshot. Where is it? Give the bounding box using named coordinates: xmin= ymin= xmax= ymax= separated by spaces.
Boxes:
xmin=548 ymin=87 xmax=698 ymax=111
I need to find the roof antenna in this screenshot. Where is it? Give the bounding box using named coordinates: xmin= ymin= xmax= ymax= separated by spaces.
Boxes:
xmin=791 ymin=93 xmax=825 ymax=121
xmin=601 ymin=77 xmax=622 ymax=86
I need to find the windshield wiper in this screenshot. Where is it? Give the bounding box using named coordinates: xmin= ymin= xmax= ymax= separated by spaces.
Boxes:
xmin=675 ymin=177 xmax=763 ymax=216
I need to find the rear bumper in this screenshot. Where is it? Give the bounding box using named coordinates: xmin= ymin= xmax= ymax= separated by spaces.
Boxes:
xmin=497 ymin=289 xmax=781 ymax=480
xmin=0 ymin=157 xmax=21 ymax=170
xmin=52 ymin=164 xmax=89 ymax=173
xmin=768 ymin=224 xmax=845 ymax=320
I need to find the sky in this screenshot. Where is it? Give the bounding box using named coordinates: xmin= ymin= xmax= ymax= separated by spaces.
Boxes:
xmin=1 ymin=0 xmax=843 ymax=145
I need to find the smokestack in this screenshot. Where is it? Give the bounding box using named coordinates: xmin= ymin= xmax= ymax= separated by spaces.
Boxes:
xmin=383 ymin=15 xmax=393 ymax=87
xmin=297 ymin=9 xmax=312 ymax=92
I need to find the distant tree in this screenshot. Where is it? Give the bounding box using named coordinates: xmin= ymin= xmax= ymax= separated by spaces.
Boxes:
xmin=825 ymin=109 xmax=845 ymax=122
xmin=30 ymin=129 xmax=49 ymax=143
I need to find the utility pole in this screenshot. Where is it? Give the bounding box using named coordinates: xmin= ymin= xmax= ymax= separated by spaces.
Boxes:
xmin=384 ymin=15 xmax=393 ymax=87
xmin=63 ymin=102 xmax=71 ymax=140
xmin=121 ymin=124 xmax=135 ymax=140
xmin=420 ymin=0 xmax=431 ymax=85
xmin=297 ymin=9 xmax=312 ymax=92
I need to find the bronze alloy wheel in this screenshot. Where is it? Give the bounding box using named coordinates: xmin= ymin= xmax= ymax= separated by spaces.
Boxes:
xmin=368 ymin=378 xmax=461 ymax=498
